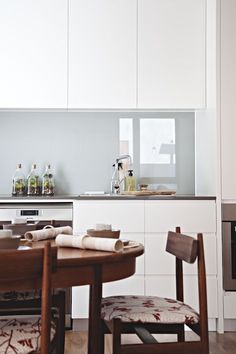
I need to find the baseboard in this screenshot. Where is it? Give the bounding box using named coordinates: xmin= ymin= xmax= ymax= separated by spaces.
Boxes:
xmin=72 ymin=319 xmax=88 ymax=331
xmin=224 ymin=319 xmax=236 ymax=331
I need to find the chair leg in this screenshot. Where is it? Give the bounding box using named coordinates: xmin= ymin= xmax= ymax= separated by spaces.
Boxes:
xmin=112 ymin=319 xmax=122 ymax=354
xmin=56 ymin=291 xmax=65 ymax=354
xmin=177 ymin=324 xmax=185 ymax=342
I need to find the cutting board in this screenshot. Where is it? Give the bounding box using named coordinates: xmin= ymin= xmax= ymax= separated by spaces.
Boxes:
xmin=121 ymin=190 xmax=176 ymax=196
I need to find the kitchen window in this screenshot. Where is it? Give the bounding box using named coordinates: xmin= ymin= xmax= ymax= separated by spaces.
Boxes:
xmin=119 ymin=113 xmax=195 ymax=194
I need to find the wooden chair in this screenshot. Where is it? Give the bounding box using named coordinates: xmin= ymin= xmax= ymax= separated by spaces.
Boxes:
xmin=101 ymin=227 xmax=209 ymax=354
xmin=0 ymin=242 xmax=65 ymax=354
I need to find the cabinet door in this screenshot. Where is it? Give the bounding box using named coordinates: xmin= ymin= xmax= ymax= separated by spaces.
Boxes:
xmin=0 ymin=0 xmax=67 ymax=108
xmin=145 ymin=275 xmax=218 ymax=319
xmin=73 ymin=200 xmax=144 ymax=233
xmin=69 ymin=0 xmax=136 ymax=108
xmin=138 ymin=0 xmax=205 ymax=109
xmin=145 ymin=200 xmax=216 ymax=233
xmin=221 ymin=0 xmax=236 ymax=199
xmin=145 ymin=232 xmax=217 ymax=276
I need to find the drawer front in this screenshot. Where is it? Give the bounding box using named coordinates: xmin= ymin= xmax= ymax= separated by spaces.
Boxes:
xmin=145 ymin=200 xmax=216 ymax=233
xmin=145 ymin=232 xmax=217 ymax=275
xmin=145 ymin=275 xmax=218 ymax=318
xmin=74 ymin=201 xmax=144 ymax=233
xmin=72 ymin=275 xmax=144 ymax=319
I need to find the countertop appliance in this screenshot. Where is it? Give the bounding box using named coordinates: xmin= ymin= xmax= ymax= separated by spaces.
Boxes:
xmin=0 ymin=202 xmax=73 ymax=328
xmin=222 ymin=204 xmax=236 ymax=291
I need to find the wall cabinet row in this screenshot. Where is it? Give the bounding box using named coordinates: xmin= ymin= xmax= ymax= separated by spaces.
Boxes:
xmin=72 ymin=199 xmax=217 ymax=319
xmin=0 ymin=0 xmax=205 ymax=109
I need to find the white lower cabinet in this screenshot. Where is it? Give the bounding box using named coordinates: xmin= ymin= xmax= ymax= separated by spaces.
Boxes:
xmin=72 ymin=199 xmax=217 ymax=321
xmin=145 ymin=275 xmax=218 ymax=319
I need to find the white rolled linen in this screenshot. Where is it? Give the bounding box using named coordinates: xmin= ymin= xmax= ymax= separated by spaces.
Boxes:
xmin=55 ymin=234 xmax=123 ymax=252
xmin=24 ymin=225 xmax=73 ymax=241
xmin=55 ymin=234 xmax=88 ymax=249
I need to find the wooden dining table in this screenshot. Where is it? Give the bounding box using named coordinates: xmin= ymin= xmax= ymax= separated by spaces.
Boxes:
xmin=25 ymin=240 xmax=144 ymax=354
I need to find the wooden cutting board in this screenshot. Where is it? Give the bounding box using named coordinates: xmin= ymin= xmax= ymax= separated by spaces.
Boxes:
xmin=121 ymin=190 xmax=176 ymax=196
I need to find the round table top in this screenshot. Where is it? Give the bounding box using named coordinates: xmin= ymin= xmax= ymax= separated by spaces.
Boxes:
xmin=22 ymin=239 xmax=144 ymax=267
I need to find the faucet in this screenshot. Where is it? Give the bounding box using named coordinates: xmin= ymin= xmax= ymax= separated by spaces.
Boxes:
xmin=115 ymin=154 xmax=132 ymax=166
xmin=111 ymin=155 xmax=132 ymax=194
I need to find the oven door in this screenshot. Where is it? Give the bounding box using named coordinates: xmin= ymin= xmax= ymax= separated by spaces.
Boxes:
xmin=223 ymin=221 xmax=236 ymax=290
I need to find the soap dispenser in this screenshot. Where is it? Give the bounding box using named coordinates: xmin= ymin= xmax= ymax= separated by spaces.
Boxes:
xmin=125 ymin=169 xmax=136 ymax=192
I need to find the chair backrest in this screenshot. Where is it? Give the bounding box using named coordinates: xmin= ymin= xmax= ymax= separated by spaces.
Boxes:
xmin=166 ymin=231 xmax=198 ymax=263
xmin=0 ymin=242 xmax=57 ymax=354
xmin=165 ymin=228 xmax=208 ymax=345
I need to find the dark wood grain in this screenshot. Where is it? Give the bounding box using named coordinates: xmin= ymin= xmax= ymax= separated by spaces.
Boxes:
xmin=25 ymin=239 xmax=144 ymax=354
xmin=0 ymin=242 xmax=63 ymax=354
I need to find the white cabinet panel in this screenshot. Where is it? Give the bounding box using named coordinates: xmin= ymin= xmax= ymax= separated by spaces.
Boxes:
xmin=0 ymin=0 xmax=67 ymax=108
xmin=138 ymin=0 xmax=205 ymax=108
xmin=224 ymin=293 xmax=236 ymax=319
xmin=145 ymin=233 xmax=217 ymax=276
xmin=72 ymin=285 xmax=89 ymax=319
xmin=145 ymin=275 xmax=218 ymax=318
xmin=69 ymin=0 xmax=136 ymax=108
xmin=145 ymin=201 xmax=216 ymax=233
xmin=73 ymin=201 xmax=144 ymax=233
xmin=72 ymin=276 xmax=144 ymax=319
xmin=103 ymin=275 xmax=144 ymax=297
xmin=120 ymin=232 xmax=144 ymax=275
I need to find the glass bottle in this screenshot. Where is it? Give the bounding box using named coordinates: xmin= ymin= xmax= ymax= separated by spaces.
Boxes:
xmin=111 ymin=163 xmax=120 ymax=194
xmin=42 ymin=164 xmax=54 ymax=196
xmin=27 ymin=164 xmax=41 ymax=195
xmin=12 ymin=163 xmax=26 ymax=196
xmin=124 ymin=169 xmax=136 ymax=192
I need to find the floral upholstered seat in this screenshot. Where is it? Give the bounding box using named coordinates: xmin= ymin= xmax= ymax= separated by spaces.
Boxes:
xmin=0 ymin=318 xmax=56 ymax=353
xmin=101 ymin=295 xmax=199 ymax=325
xmin=0 ymin=291 xmax=41 ymax=302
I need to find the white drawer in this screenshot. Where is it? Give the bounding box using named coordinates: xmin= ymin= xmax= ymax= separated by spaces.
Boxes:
xmin=145 ymin=200 xmax=216 ymax=233
xmin=74 ymin=200 xmax=144 ymax=233
xmin=72 ymin=275 xmax=144 ymax=319
xmin=145 ymin=232 xmax=217 ymax=275
xmin=145 ymin=275 xmax=218 ymax=319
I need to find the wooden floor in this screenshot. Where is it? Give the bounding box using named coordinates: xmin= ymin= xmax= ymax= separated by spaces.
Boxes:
xmin=65 ymin=331 xmax=236 ymax=354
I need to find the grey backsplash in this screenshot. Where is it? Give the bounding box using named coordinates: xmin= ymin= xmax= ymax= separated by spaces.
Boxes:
xmin=0 ymin=112 xmax=195 ymax=195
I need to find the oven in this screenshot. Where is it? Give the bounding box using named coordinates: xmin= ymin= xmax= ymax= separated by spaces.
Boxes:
xmin=0 ymin=202 xmax=73 ymax=327
xmin=222 ymin=204 xmax=236 ymax=291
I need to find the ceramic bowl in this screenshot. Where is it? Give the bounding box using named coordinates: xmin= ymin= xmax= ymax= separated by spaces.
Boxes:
xmin=0 ymin=236 xmax=21 ymax=249
xmin=86 ymin=229 xmax=120 ymax=239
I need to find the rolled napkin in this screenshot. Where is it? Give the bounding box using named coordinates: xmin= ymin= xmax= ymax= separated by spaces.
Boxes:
xmin=55 ymin=234 xmax=88 ymax=249
xmin=24 ymin=225 xmax=73 ymax=241
xmin=55 ymin=234 xmax=123 ymax=253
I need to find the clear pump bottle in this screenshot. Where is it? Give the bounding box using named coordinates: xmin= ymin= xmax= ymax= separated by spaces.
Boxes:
xmin=12 ymin=163 xmax=26 ymax=196
xmin=42 ymin=164 xmax=54 ymax=196
xmin=111 ymin=163 xmax=120 ymax=194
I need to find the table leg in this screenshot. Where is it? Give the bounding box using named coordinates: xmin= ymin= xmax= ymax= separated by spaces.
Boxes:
xmin=88 ymin=265 xmax=103 ymax=354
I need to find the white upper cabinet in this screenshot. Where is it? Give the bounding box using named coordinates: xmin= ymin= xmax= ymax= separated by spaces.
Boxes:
xmin=0 ymin=0 xmax=67 ymax=109
xmin=138 ymin=0 xmax=206 ymax=109
xmin=220 ymin=0 xmax=236 ymax=200
xmin=68 ymin=0 xmax=137 ymax=109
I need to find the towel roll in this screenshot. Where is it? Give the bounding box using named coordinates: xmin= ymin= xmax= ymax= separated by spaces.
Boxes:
xmin=24 ymin=225 xmax=73 ymax=241
xmin=55 ymin=234 xmax=88 ymax=249
xmin=55 ymin=234 xmax=123 ymax=252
